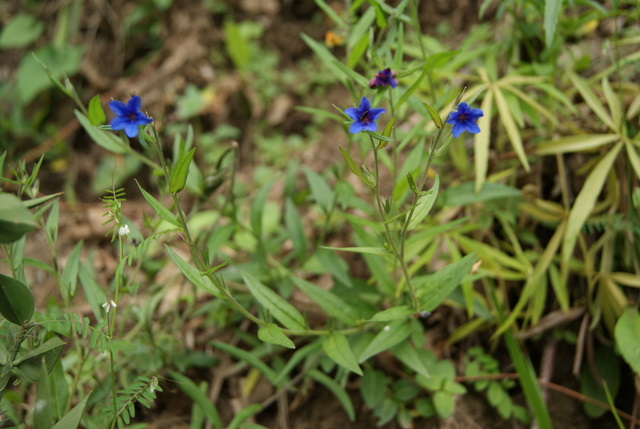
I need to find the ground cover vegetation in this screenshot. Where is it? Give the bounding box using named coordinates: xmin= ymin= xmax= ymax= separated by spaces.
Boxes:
xmin=1 ymin=0 xmax=639 ymax=428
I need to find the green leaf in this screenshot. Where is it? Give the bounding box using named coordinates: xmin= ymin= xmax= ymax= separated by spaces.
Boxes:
xmin=567 ymin=71 xmax=615 ymax=130
xmin=78 ymin=262 xmax=108 ymax=320
xmin=536 ymin=134 xmax=618 ymax=155
xmin=442 ymin=181 xmax=521 ymax=206
xmin=169 ymin=371 xmax=222 ymax=429
xmin=0 ymin=194 xmax=39 ymax=243
xmin=339 ymin=146 xmax=373 ymax=187
xmin=19 ymin=46 xmax=83 ymax=104
xmin=615 ymin=308 xmax=640 ymax=375
xmin=292 ymin=276 xmax=357 ymax=325
xmin=165 ymin=245 xmax=223 ymax=299
xmin=75 ymin=111 xmax=127 ymax=154
xmin=0 ymin=274 xmax=34 ymax=325
xmin=360 ymin=369 xmax=388 ymax=408
xmin=284 ymin=199 xmax=308 ymax=261
xmin=359 ymin=320 xmax=412 ymax=363
xmin=242 ymin=272 xmax=306 ymax=331
xmin=224 ymin=20 xmax=251 ymax=71
xmin=407 ymin=175 xmax=439 ymax=230
xmin=34 ymin=359 xmax=52 ymax=429
xmin=300 ymin=33 xmax=342 ymax=79
xmin=580 ymin=346 xmax=621 ymax=418
xmin=367 ymin=305 xmax=414 ymax=322
xmin=313 ymin=0 xmax=345 ymax=27
xmin=87 ymin=95 xmax=106 ymax=126
xmin=250 ymin=179 xmax=275 ymax=237
xmin=227 ymin=404 xmax=263 ymax=429
xmin=169 ymin=147 xmax=196 ymax=194
xmin=543 ymin=0 xmax=563 ymax=47
xmin=416 ymin=253 xmax=478 ymax=311
xmin=562 ymin=142 xmax=622 ymax=265
xmin=433 ymin=391 xmax=455 ymax=418
xmin=322 ymin=333 xmax=362 ymax=375
xmin=0 ymin=14 xmax=44 ymax=48
xmin=258 ymin=324 xmax=295 ymax=349
xmin=211 ymin=341 xmax=277 ymax=383
xmin=303 ymin=167 xmax=334 ymax=213
xmin=474 ymin=91 xmax=493 ymax=191
xmin=135 ymin=180 xmax=181 ymax=227
xmin=14 ymin=338 xmax=65 ymax=383
xmin=61 ymin=241 xmax=82 ymax=301
xmin=423 ymin=102 xmax=444 ymax=129
xmin=391 ymin=342 xmax=432 ymax=379
xmin=332 ymin=61 xmax=369 ymax=87
xmin=320 ymin=245 xmax=389 ymax=255
xmin=308 ymin=369 xmax=355 ymax=421
xmin=52 ymin=395 xmax=89 ymax=429
xmin=494 ymin=87 xmax=530 ymax=171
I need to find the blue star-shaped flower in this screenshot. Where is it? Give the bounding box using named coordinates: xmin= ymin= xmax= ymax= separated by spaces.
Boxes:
xmin=446 ymin=102 xmax=484 ymax=138
xmin=344 ymin=97 xmax=386 ymax=134
xmin=369 ymin=68 xmax=398 ymax=89
xmin=108 ymin=95 xmax=153 ymax=138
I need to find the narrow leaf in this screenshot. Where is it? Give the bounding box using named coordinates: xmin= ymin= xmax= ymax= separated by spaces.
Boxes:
xmin=258 ymin=324 xmax=295 ymax=349
xmin=169 ymin=147 xmax=196 ymax=194
xmin=135 ymin=180 xmax=181 ymax=227
xmin=242 ymin=272 xmax=306 ymax=331
xmin=562 ymin=142 xmax=622 ymax=265
xmin=87 ymin=95 xmax=106 ymax=126
xmin=423 ymin=102 xmax=444 ymax=129
xmin=292 ymin=276 xmax=357 ymax=325
xmin=323 ymin=333 xmax=362 ymax=375
xmin=359 ymin=320 xmax=412 ymax=363
xmin=407 ymin=175 xmax=439 ymax=230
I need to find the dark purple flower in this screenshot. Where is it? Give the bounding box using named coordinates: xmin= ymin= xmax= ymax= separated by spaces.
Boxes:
xmin=344 ymin=97 xmax=386 ymax=134
xmin=369 ymin=68 xmax=398 ymax=89
xmin=446 ymin=102 xmax=483 ymax=138
xmin=109 ymin=95 xmax=153 ymax=138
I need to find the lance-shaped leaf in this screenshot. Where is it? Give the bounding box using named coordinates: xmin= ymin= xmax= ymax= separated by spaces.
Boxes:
xmin=243 ymin=272 xmax=306 ymax=331
xmin=169 ymin=147 xmax=196 ymax=194
xmin=562 ymin=142 xmax=622 ymax=266
xmin=407 ymin=175 xmax=439 ymax=230
xmin=323 ymin=332 xmax=362 ymax=375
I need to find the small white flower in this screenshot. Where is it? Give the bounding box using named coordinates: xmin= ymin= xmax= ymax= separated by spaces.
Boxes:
xmin=102 ymin=300 xmax=117 ymax=313
xmin=384 ymin=325 xmax=390 ymax=331
xmin=118 ymin=224 xmax=130 ymax=237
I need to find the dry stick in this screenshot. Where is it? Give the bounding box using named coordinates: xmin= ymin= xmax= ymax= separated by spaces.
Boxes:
xmin=531 ymin=338 xmax=559 ymax=429
xmin=456 ymin=373 xmax=640 ymax=426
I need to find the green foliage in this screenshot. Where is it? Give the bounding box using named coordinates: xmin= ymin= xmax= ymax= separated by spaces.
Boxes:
xmin=1 ymin=0 xmax=639 ymax=427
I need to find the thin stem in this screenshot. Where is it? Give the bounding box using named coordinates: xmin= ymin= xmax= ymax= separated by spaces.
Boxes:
xmin=149 ymin=126 xmax=264 ymax=327
xmin=369 ymin=136 xmax=419 ymax=309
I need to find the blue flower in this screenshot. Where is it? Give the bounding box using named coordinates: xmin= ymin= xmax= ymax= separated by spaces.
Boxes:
xmin=344 ymin=97 xmax=386 ymax=134
xmin=369 ymin=68 xmax=398 ymax=89
xmin=446 ymin=102 xmax=483 ymax=138
xmin=108 ymin=95 xmax=153 ymax=138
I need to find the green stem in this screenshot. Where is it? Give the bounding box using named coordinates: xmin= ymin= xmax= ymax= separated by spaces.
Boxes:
xmin=150 ymin=126 xmax=264 ymax=327
xmin=369 ymin=136 xmax=419 ymax=309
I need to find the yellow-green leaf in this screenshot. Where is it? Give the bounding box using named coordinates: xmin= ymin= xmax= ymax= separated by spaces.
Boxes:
xmin=562 ymin=142 xmax=622 ymax=266
xmin=494 ymin=87 xmax=530 ymax=171
xmin=323 ymin=332 xmax=362 ymax=375
xmin=536 ymin=134 xmax=618 ymax=155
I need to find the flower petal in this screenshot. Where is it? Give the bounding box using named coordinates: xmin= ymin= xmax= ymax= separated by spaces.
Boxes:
xmin=127 ymin=95 xmax=142 ymax=112
xmin=109 ymin=100 xmax=129 ymax=116
xmin=368 ymin=108 xmax=386 ymax=121
xmin=358 ymin=96 xmax=371 ymax=111
xmin=135 ymin=113 xmax=153 ymax=126
xmin=349 ymin=121 xmax=366 ymax=134
xmin=344 ymin=107 xmax=360 ymax=121
xmin=110 ymin=116 xmax=129 ymax=130
xmin=124 ymin=123 xmax=140 ymax=138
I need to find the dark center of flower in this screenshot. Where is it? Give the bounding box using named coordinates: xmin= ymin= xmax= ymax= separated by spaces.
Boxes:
xmin=129 ymin=113 xmax=137 ymax=120
xmin=359 ymin=111 xmax=371 ymax=122
xmin=458 ymin=113 xmax=468 ymax=122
